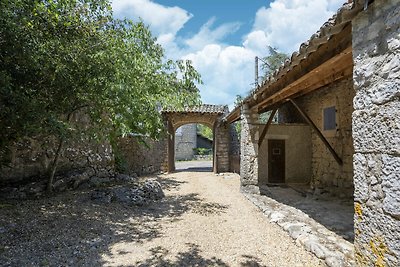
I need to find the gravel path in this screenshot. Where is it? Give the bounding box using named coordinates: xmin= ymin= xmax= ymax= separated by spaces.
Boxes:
xmin=0 ymin=170 xmax=324 ymax=266
xmin=104 ymin=171 xmax=324 ymax=266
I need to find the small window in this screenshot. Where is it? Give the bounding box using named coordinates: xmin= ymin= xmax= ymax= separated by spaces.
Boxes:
xmin=323 ymin=106 xmax=336 ymax=131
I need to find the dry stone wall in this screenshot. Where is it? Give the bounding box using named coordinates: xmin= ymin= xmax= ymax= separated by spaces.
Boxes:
xmin=352 ymin=0 xmax=400 ymax=265
xmin=0 ymin=136 xmax=114 ymax=185
xmin=117 ymin=136 xmax=166 ymax=176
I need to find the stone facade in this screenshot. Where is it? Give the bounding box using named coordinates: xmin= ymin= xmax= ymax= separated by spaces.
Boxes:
xmin=294 ymin=77 xmax=355 ymax=197
xmin=258 ymin=124 xmax=311 ymax=185
xmin=175 ymin=124 xmax=197 ymax=161
xmin=352 ymin=0 xmax=400 ymax=265
xmin=116 ymin=136 xmax=166 ymax=176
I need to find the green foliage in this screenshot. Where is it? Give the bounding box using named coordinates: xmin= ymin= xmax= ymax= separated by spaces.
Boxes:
xmin=0 ymin=0 xmax=201 ymax=147
xmin=0 ymin=0 xmax=202 ymax=188
xmin=234 ymin=94 xmax=243 ymax=108
xmin=197 ymin=124 xmax=213 ymax=140
xmin=261 ymin=46 xmax=289 ymax=80
xmin=193 ymin=148 xmax=212 ymax=156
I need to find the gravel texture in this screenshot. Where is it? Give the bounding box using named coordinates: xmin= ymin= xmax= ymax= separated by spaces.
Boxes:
xmin=0 ymin=170 xmax=324 ymax=266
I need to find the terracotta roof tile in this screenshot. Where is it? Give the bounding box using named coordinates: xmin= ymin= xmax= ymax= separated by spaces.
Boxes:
xmin=245 ymin=0 xmax=364 ymax=101
xmin=162 ymin=104 xmax=228 ymax=114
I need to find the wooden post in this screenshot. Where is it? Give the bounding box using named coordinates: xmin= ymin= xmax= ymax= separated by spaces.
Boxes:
xmin=288 ymin=99 xmax=343 ymax=165
xmin=258 ymin=108 xmax=278 ymax=147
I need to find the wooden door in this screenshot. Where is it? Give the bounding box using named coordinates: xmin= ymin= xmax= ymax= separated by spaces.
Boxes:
xmin=268 ymin=139 xmax=285 ymax=183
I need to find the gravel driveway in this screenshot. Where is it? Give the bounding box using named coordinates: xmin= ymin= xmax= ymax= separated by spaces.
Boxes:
xmin=0 ymin=170 xmax=324 ymax=266
xmin=104 ymin=171 xmax=324 ymax=266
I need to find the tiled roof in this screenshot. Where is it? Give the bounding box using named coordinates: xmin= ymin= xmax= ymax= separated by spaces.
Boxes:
xmin=162 ymin=104 xmax=228 ymax=114
xmin=243 ymin=0 xmax=364 ymax=103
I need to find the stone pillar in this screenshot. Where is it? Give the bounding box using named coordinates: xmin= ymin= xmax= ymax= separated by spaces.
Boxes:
xmin=166 ymin=120 xmax=175 ymax=172
xmin=228 ymin=123 xmax=240 ymax=173
xmin=240 ymin=104 xmax=259 ymax=193
xmin=214 ymin=121 xmax=230 ymax=173
xmin=352 ymin=1 xmax=400 ymax=265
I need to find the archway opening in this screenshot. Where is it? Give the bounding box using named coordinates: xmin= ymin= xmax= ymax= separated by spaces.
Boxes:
xmin=174 ymin=123 xmax=213 ymax=172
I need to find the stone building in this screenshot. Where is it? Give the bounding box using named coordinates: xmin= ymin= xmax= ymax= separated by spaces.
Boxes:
xmin=226 ymin=0 xmax=399 ymax=265
xmin=175 ymin=123 xmax=197 ymax=161
xmin=174 ymin=123 xmax=213 ymax=161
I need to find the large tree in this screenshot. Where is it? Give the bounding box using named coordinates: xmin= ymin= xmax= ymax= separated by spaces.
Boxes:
xmin=0 ymin=0 xmax=201 ymax=190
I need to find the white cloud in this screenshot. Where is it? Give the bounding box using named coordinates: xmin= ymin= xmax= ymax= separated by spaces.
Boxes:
xmin=184 ymin=44 xmax=256 ymax=107
xmin=111 ymin=0 xmax=192 ymax=37
xmin=112 ymin=0 xmax=345 ymax=110
xmin=184 ymin=18 xmax=241 ymax=51
xmin=247 ymin=0 xmax=345 ymax=54
xmin=243 ymin=30 xmax=269 ymax=56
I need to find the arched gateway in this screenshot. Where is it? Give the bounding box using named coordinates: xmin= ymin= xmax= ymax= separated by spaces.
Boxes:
xmin=162 ymin=104 xmax=231 ymax=173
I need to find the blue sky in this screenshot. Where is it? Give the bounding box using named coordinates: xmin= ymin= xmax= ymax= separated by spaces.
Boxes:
xmin=112 ymin=0 xmax=345 ymax=110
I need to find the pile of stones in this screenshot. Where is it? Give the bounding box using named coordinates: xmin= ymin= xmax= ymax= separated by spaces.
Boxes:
xmin=90 ymin=179 xmax=164 ymax=206
xmin=0 ymin=169 xmax=148 ymax=200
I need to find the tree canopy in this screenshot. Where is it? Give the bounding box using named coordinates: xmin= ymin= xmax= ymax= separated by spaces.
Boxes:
xmin=0 ymin=0 xmax=202 ymax=189
xmin=0 ymin=0 xmax=201 ymax=148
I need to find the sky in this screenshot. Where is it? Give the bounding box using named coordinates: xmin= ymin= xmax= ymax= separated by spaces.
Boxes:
xmin=111 ymin=0 xmax=346 ymax=110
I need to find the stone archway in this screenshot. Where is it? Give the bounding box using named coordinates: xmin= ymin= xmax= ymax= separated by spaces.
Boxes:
xmin=162 ymin=105 xmax=230 ymax=173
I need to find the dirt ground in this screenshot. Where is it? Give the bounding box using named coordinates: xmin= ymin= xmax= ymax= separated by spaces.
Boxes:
xmin=0 ymin=167 xmax=324 ymax=266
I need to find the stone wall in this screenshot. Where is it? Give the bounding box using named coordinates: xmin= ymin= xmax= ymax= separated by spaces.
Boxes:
xmin=117 ymin=136 xmax=166 ymax=176
xmin=352 ymin=0 xmax=400 ymax=265
xmin=291 ymin=77 xmax=355 ymax=196
xmin=229 ymin=123 xmax=240 ymax=173
xmin=258 ymin=124 xmax=311 ymax=185
xmin=0 ymin=135 xmax=114 ymax=185
xmin=214 ymin=121 xmax=230 ymax=173
xmin=240 ymin=104 xmax=259 ymax=193
xmin=175 ymin=124 xmax=197 ymax=161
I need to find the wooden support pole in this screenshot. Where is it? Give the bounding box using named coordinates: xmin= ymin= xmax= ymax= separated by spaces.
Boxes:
xmin=258 ymin=108 xmax=278 ymax=147
xmin=288 ymin=99 xmax=343 ymax=165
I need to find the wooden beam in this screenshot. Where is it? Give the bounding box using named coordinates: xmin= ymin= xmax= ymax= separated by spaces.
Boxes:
xmin=288 ymin=99 xmax=343 ymax=166
xmin=247 ymin=24 xmax=352 ymax=109
xmin=258 ymin=108 xmax=278 ymax=147
xmin=254 ymin=46 xmax=352 ymax=111
xmin=225 ymin=106 xmax=241 ymax=124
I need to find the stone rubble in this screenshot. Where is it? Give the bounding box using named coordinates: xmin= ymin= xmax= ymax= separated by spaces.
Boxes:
xmin=91 ymin=179 xmax=164 ymax=206
xmin=0 ymin=169 xmax=140 ymax=200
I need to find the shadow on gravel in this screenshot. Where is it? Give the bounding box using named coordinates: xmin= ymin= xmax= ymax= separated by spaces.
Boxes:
xmin=260 ymin=185 xmax=354 ymax=242
xmin=240 ymin=255 xmax=268 ymax=267
xmin=0 ymin=175 xmax=229 ymax=266
xmin=136 ymin=243 xmax=229 ymax=267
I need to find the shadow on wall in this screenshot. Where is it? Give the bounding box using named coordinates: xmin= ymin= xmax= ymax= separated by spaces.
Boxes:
xmin=0 ymin=176 xmax=228 ymax=266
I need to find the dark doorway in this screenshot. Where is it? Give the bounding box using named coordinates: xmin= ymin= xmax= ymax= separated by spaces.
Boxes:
xmin=268 ymin=139 xmax=285 ymax=183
